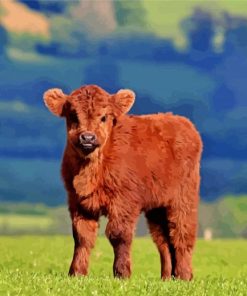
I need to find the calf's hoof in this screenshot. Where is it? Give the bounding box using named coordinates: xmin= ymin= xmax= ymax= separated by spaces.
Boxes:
xmin=174 ymin=267 xmax=193 ymax=281
xmin=68 ymin=267 xmax=88 ymax=277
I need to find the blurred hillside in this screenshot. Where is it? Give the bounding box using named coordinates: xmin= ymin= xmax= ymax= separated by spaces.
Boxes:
xmin=0 ymin=196 xmax=246 ymax=238
xmin=0 ymin=0 xmax=247 ymax=205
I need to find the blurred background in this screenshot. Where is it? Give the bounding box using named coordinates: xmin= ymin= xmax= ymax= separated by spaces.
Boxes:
xmin=0 ymin=0 xmax=246 ymax=238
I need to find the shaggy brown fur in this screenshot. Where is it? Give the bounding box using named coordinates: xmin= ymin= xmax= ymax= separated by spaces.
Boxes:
xmin=43 ymin=85 xmax=203 ymax=280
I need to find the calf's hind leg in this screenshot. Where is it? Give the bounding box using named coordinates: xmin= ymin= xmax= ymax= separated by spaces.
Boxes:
xmin=166 ymin=200 xmax=198 ymax=281
xmin=145 ymin=208 xmax=174 ymax=280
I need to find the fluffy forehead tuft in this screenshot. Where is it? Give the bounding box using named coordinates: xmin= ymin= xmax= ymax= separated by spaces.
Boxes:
xmin=68 ymin=85 xmax=110 ymax=115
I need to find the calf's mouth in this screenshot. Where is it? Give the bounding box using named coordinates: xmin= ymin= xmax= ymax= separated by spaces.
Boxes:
xmin=79 ymin=141 xmax=99 ymax=155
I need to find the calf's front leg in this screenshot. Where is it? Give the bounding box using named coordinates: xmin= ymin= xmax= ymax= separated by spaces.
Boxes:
xmin=105 ymin=215 xmax=138 ymax=279
xmin=69 ymin=214 xmax=98 ymax=276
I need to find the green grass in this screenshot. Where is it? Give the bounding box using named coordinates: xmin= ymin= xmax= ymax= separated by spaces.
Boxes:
xmin=0 ymin=237 xmax=246 ymax=295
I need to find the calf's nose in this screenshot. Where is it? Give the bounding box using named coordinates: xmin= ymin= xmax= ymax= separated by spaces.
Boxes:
xmin=79 ymin=132 xmax=96 ymax=143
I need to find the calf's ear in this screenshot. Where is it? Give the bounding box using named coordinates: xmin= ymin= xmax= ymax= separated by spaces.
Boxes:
xmin=43 ymin=88 xmax=67 ymax=117
xmin=112 ymin=89 xmax=135 ymax=116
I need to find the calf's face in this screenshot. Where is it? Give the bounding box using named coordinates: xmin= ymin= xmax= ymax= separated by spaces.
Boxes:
xmin=43 ymin=85 xmax=135 ymax=157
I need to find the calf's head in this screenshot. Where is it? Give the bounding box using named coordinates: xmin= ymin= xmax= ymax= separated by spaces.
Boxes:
xmin=43 ymin=85 xmax=135 ymax=157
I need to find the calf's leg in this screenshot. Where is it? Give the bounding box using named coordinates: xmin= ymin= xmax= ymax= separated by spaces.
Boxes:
xmin=105 ymin=215 xmax=138 ymax=279
xmin=69 ymin=214 xmax=98 ymax=276
xmin=145 ymin=208 xmax=173 ymax=280
xmin=166 ymin=200 xmax=198 ymax=281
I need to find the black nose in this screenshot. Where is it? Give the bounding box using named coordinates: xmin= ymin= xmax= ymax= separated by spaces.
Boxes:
xmin=79 ymin=132 xmax=96 ymax=143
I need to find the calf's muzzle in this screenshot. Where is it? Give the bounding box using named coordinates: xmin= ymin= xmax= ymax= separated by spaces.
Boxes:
xmin=79 ymin=132 xmax=98 ymax=154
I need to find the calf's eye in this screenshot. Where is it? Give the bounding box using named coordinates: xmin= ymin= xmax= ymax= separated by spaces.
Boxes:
xmin=69 ymin=112 xmax=79 ymax=124
xmin=101 ymin=115 xmax=107 ymax=122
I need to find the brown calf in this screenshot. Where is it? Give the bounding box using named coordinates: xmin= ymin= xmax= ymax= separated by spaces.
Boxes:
xmin=43 ymin=85 xmax=203 ymax=280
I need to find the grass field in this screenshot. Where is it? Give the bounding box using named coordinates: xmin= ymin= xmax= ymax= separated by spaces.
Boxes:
xmin=0 ymin=237 xmax=246 ymax=295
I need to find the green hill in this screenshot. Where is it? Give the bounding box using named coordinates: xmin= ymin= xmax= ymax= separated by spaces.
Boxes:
xmin=142 ymin=0 xmax=247 ymax=47
xmin=0 ymin=196 xmax=246 ymax=237
xmin=2 ymin=0 xmax=247 ymax=51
